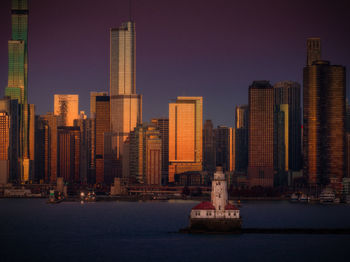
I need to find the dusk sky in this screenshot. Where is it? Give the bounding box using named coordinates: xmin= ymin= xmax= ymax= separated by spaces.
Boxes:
xmin=0 ymin=0 xmax=349 ymax=126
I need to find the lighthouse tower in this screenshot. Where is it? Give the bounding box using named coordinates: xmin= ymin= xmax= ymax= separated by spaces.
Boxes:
xmin=211 ymin=166 xmax=228 ymax=216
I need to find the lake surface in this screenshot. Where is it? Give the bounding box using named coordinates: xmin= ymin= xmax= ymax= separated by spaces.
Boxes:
xmin=1 ymin=199 xmax=350 ymax=262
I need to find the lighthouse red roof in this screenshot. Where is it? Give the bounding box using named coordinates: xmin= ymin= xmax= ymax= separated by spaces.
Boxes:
xmin=192 ymin=201 xmax=215 ymax=210
xmin=225 ymin=203 xmax=239 ymax=210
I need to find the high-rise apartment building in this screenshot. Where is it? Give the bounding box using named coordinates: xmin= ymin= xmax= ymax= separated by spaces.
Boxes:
xmin=129 ymin=124 xmax=162 ymax=185
xmin=274 ymin=81 xmax=301 ymax=171
xmin=248 ymin=81 xmax=274 ymax=187
xmin=151 ymin=118 xmax=169 ymax=184
xmin=4 ymin=0 xmax=30 ymax=183
xmin=95 ymin=96 xmax=110 ymax=184
xmin=203 ymin=120 xmax=216 ymax=173
xmin=168 ymin=97 xmax=203 ymax=182
xmin=235 ymin=105 xmax=249 ymax=172
xmin=110 ymin=21 xmax=142 ymax=178
xmin=303 ymin=60 xmax=346 ymax=185
xmin=54 ymin=95 xmax=79 ymax=127
xmin=214 ymin=126 xmax=235 ymax=172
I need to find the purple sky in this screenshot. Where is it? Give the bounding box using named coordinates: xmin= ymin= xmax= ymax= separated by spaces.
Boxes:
xmin=0 ymin=0 xmax=349 ymax=126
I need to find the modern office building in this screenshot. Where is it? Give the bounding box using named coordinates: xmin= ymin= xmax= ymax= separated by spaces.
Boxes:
xmin=303 ymin=60 xmax=346 ymax=185
xmin=0 ymin=112 xmax=10 ymax=184
xmin=235 ymin=105 xmax=249 ymax=172
xmin=248 ymin=81 xmax=274 ymax=187
xmin=151 ymin=118 xmax=169 ymax=184
xmin=54 ymin=94 xmax=79 ymax=127
xmin=57 ymin=126 xmax=80 ymax=184
xmin=168 ymin=97 xmax=203 ymax=182
xmin=89 ymin=92 xmax=108 ymax=181
xmin=110 ymin=21 xmax=142 ymax=178
xmin=0 ymin=97 xmax=19 ymax=182
xmin=214 ymin=126 xmax=235 ymax=172
xmin=274 ymin=81 xmax=301 ymax=171
xmin=95 ymin=96 xmax=110 ymax=184
xmin=203 ymin=120 xmax=216 ymax=173
xmin=129 ymin=124 xmax=162 ymax=185
xmin=41 ymin=113 xmax=58 ymax=183
xmin=274 ymin=104 xmax=289 ymax=186
xmin=4 ymin=0 xmax=30 ymax=183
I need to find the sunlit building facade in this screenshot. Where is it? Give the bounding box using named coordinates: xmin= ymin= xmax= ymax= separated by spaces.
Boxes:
xmin=168 ymin=97 xmax=203 ymax=182
xmin=110 ymin=21 xmax=142 ymax=178
xmin=248 ymin=81 xmax=274 ymax=187
xmin=303 ymin=60 xmax=346 ymax=185
xmin=4 ymin=0 xmax=30 ymax=183
xmin=129 ymin=124 xmax=162 ymax=185
xmin=54 ymin=94 xmax=79 ymax=127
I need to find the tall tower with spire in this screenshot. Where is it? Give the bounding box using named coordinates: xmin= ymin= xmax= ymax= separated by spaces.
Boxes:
xmin=5 ymin=0 xmax=33 ymax=182
xmin=110 ymin=20 xmax=142 ymax=178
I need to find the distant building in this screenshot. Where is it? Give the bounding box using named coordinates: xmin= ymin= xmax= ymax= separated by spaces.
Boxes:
xmin=248 ymin=81 xmax=274 ymax=187
xmin=214 ymin=126 xmax=235 ymax=172
xmin=54 ymin=94 xmax=79 ymax=127
xmin=41 ymin=113 xmax=59 ymax=183
xmin=235 ymin=105 xmax=249 ymax=172
xmin=306 ymin=38 xmax=321 ymax=66
xmin=151 ymin=118 xmax=169 ymax=184
xmin=274 ymin=81 xmax=302 ymax=171
xmin=0 ymin=112 xmax=10 ymax=184
xmin=129 ymin=124 xmax=162 ymax=185
xmin=203 ymin=120 xmax=216 ymax=173
xmin=168 ymin=97 xmax=203 ymax=183
xmin=95 ymin=96 xmax=110 ymax=184
xmin=303 ymin=60 xmax=346 ymax=185
xmin=35 ymin=115 xmax=48 ymax=183
xmin=110 ymin=21 xmax=142 ymax=179
xmin=57 ymin=126 xmax=80 ymax=184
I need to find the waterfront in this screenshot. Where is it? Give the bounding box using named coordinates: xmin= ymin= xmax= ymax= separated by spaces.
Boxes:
xmin=1 ymin=199 xmax=350 ymax=262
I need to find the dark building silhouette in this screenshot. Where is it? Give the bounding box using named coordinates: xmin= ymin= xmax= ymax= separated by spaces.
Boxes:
xmin=57 ymin=126 xmax=80 ymax=183
xmin=303 ymin=60 xmax=346 ymax=185
xmin=35 ymin=116 xmax=49 ymax=183
xmin=151 ymin=118 xmax=169 ymax=184
xmin=95 ymin=96 xmax=110 ymax=184
xmin=248 ymin=81 xmax=274 ymax=187
xmin=235 ymin=105 xmax=249 ymax=172
xmin=307 ymin=38 xmax=321 ymax=66
xmin=274 ymin=81 xmax=302 ymax=172
xmin=214 ymin=126 xmax=235 ymax=172
xmin=203 ymin=120 xmax=216 ymax=173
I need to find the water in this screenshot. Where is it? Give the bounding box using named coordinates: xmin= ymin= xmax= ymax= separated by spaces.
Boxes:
xmin=1 ymin=199 xmax=350 ymax=262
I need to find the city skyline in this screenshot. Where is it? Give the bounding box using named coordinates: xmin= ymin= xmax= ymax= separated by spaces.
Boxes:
xmin=0 ymin=0 xmax=349 ymax=126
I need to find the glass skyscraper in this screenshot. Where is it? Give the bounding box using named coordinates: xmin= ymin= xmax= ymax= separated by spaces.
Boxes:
xmin=110 ymin=21 xmax=142 ymax=178
xmin=5 ymin=0 xmax=30 ymax=182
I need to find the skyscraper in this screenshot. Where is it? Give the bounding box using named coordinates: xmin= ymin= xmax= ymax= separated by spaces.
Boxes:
xmin=274 ymin=81 xmax=301 ymax=171
xmin=110 ymin=21 xmax=142 ymax=178
xmin=4 ymin=0 xmax=30 ymax=182
xmin=151 ymin=118 xmax=169 ymax=184
xmin=214 ymin=126 xmax=235 ymax=172
xmin=95 ymin=96 xmax=110 ymax=184
xmin=203 ymin=120 xmax=216 ymax=173
xmin=54 ymin=94 xmax=79 ymax=127
xmin=307 ymin=38 xmax=321 ymax=66
xmin=235 ymin=105 xmax=249 ymax=172
xmin=168 ymin=97 xmax=203 ymax=183
xmin=303 ymin=60 xmax=346 ymax=185
xmin=248 ymin=81 xmax=274 ymax=187
xmin=129 ymin=124 xmax=162 ymax=185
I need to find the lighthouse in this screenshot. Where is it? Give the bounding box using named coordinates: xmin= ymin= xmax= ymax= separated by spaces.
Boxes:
xmin=189 ymin=167 xmax=241 ymax=232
